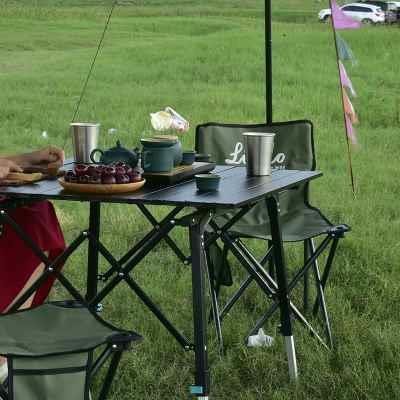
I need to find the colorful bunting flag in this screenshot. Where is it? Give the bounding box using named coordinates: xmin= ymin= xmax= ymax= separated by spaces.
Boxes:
xmin=329 ymin=0 xmax=361 ymax=196
xmin=345 ymin=115 xmax=358 ymax=145
xmin=336 ymin=33 xmax=357 ymax=64
xmin=339 ymin=61 xmax=356 ymax=97
xmin=330 ymin=0 xmax=362 ymax=29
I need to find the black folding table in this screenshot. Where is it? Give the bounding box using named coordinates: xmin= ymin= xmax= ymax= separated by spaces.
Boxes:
xmin=0 ymin=165 xmax=322 ymax=399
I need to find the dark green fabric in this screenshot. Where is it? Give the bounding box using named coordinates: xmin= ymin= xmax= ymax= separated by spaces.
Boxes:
xmin=12 ymin=370 xmax=87 ymax=400
xmin=196 ymin=121 xmax=332 ymax=242
xmin=0 ymin=303 xmax=120 ymax=357
xmin=11 ymin=353 xmax=89 ymax=400
xmin=0 ymin=302 xmax=140 ymax=400
xmin=205 ymin=232 xmax=232 ymax=287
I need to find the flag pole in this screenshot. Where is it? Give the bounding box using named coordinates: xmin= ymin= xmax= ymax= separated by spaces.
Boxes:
xmin=329 ymin=0 xmax=356 ymax=198
xmin=265 ymin=0 xmax=273 ymax=125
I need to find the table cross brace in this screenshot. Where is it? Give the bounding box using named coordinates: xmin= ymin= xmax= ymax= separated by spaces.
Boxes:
xmin=86 ymin=232 xmax=192 ymax=349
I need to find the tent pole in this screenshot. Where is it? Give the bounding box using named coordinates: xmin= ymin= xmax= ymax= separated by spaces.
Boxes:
xmin=265 ymin=0 xmax=273 ymax=124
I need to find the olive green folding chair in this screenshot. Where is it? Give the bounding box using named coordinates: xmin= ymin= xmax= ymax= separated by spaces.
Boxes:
xmin=0 ymin=301 xmax=142 ymax=400
xmin=196 ymin=120 xmax=350 ymax=349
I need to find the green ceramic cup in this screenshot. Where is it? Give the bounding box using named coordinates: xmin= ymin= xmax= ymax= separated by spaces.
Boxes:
xmin=195 ymin=153 xmax=212 ymax=163
xmin=152 ymin=135 xmax=182 ymax=166
xmin=195 ymin=173 xmax=221 ymax=191
xmin=142 ymin=147 xmax=174 ymax=172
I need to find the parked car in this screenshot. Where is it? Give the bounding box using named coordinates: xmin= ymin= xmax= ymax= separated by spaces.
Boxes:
xmin=361 ymin=1 xmax=398 ymax=23
xmin=318 ymin=2 xmax=386 ymax=24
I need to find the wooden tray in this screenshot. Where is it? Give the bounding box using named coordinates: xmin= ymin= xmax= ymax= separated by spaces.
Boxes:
xmin=0 ymin=172 xmax=44 ymax=186
xmin=58 ymin=178 xmax=146 ymax=194
xmin=143 ymin=162 xmax=215 ymax=184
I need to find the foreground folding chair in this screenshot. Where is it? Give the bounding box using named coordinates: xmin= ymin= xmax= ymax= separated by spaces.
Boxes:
xmin=196 ymin=120 xmax=350 ymax=349
xmin=0 ymin=301 xmax=142 ymax=400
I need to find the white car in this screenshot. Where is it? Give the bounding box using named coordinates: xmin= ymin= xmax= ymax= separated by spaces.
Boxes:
xmin=318 ymin=2 xmax=386 ymax=24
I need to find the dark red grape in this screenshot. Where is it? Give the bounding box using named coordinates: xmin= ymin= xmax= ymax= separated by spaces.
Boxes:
xmin=74 ymin=164 xmax=89 ymax=177
xmin=87 ymin=165 xmax=101 ymax=177
xmin=79 ymin=175 xmax=89 ymax=184
xmin=116 ymin=174 xmax=130 ymax=184
xmin=128 ymin=172 xmax=142 ymax=183
xmin=102 ymin=175 xmax=116 ymax=184
xmin=89 ymin=176 xmax=102 ymax=184
xmin=64 ymin=171 xmax=76 ymax=182
xmin=115 ymin=166 xmax=126 ymax=177
xmin=103 ymin=166 xmax=116 ymax=176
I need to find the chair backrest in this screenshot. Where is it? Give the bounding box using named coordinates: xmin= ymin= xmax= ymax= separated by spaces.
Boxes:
xmin=195 ymin=120 xmax=316 ymax=236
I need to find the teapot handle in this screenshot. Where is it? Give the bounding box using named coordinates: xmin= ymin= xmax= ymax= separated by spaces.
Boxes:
xmin=90 ymin=148 xmax=104 ymax=164
xmin=142 ymin=151 xmax=152 ymax=170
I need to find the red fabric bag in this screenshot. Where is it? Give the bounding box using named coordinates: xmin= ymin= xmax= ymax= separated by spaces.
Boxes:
xmin=0 ymin=201 xmax=65 ymax=312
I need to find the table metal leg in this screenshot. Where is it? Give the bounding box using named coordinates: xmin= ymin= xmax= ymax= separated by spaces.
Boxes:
xmin=266 ymin=196 xmax=298 ymax=381
xmin=87 ymin=202 xmax=101 ymax=302
xmin=189 ymin=212 xmax=211 ymax=398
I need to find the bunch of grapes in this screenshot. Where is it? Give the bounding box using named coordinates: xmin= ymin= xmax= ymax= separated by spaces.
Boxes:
xmin=64 ymin=162 xmax=143 ymax=185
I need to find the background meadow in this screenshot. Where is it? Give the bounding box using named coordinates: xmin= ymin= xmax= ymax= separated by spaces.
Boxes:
xmin=0 ymin=1 xmax=399 ymax=398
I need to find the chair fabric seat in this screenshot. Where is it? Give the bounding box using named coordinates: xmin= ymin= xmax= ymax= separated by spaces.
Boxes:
xmin=0 ymin=302 xmax=140 ymax=357
xmin=215 ymin=204 xmax=332 ymax=242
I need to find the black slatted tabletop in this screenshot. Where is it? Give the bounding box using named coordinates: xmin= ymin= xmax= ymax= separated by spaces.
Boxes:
xmin=0 ymin=166 xmax=322 ymax=208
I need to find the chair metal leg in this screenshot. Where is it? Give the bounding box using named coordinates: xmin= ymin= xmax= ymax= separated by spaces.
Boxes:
xmin=309 ymin=239 xmax=333 ymax=348
xmin=98 ymin=350 xmax=123 ymax=400
xmin=219 ymin=275 xmax=254 ymax=322
xmin=0 ymin=384 xmax=7 ymax=400
xmin=312 ymin=237 xmax=339 ymax=316
xmin=303 ymin=240 xmax=309 ymax=312
xmin=267 ymin=240 xmax=275 ymax=279
xmin=204 ymin=252 xmax=223 ymax=353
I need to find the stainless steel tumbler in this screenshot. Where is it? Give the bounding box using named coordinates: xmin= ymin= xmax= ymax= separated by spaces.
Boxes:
xmin=243 ymin=132 xmax=275 ymax=176
xmin=70 ymin=123 xmax=100 ymax=163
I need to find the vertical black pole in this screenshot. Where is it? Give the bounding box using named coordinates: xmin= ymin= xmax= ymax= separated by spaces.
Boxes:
xmin=189 ymin=213 xmax=210 ymax=398
xmin=266 ymin=195 xmax=298 ymax=380
xmin=87 ymin=202 xmax=101 ymax=301
xmin=265 ymin=0 xmax=273 ymax=124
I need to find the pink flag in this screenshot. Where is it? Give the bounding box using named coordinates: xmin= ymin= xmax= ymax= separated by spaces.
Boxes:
xmin=342 ymin=90 xmax=359 ymax=124
xmin=345 ymin=115 xmax=358 ymax=145
xmin=330 ymin=0 xmax=362 ymax=30
xmin=339 ymin=61 xmax=356 ymax=97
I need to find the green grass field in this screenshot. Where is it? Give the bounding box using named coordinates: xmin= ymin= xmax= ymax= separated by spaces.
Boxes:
xmin=1 ymin=1 xmax=399 ymax=399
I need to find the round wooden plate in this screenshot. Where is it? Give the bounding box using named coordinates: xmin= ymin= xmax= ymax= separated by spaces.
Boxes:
xmin=58 ymin=178 xmax=146 ymax=194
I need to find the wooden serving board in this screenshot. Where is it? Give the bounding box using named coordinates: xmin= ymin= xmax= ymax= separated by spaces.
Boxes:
xmin=0 ymin=172 xmax=44 ymax=186
xmin=58 ymin=178 xmax=146 ymax=194
xmin=143 ymin=162 xmax=215 ymax=184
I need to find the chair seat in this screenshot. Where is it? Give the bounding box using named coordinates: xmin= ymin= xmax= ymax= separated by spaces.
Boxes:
xmin=215 ymin=205 xmax=333 ymax=242
xmin=0 ymin=302 xmax=141 ymax=357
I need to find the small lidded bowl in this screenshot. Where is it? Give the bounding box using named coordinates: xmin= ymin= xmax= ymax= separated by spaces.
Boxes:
xmin=182 ymin=150 xmax=196 ymax=166
xmin=195 ymin=153 xmax=211 ymax=163
xmin=195 ymin=173 xmax=221 ymax=192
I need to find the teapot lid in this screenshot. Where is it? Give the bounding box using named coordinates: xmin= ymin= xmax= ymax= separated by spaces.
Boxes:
xmin=153 ymin=135 xmax=178 ymax=142
xmin=108 ymin=140 xmax=130 ymax=153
